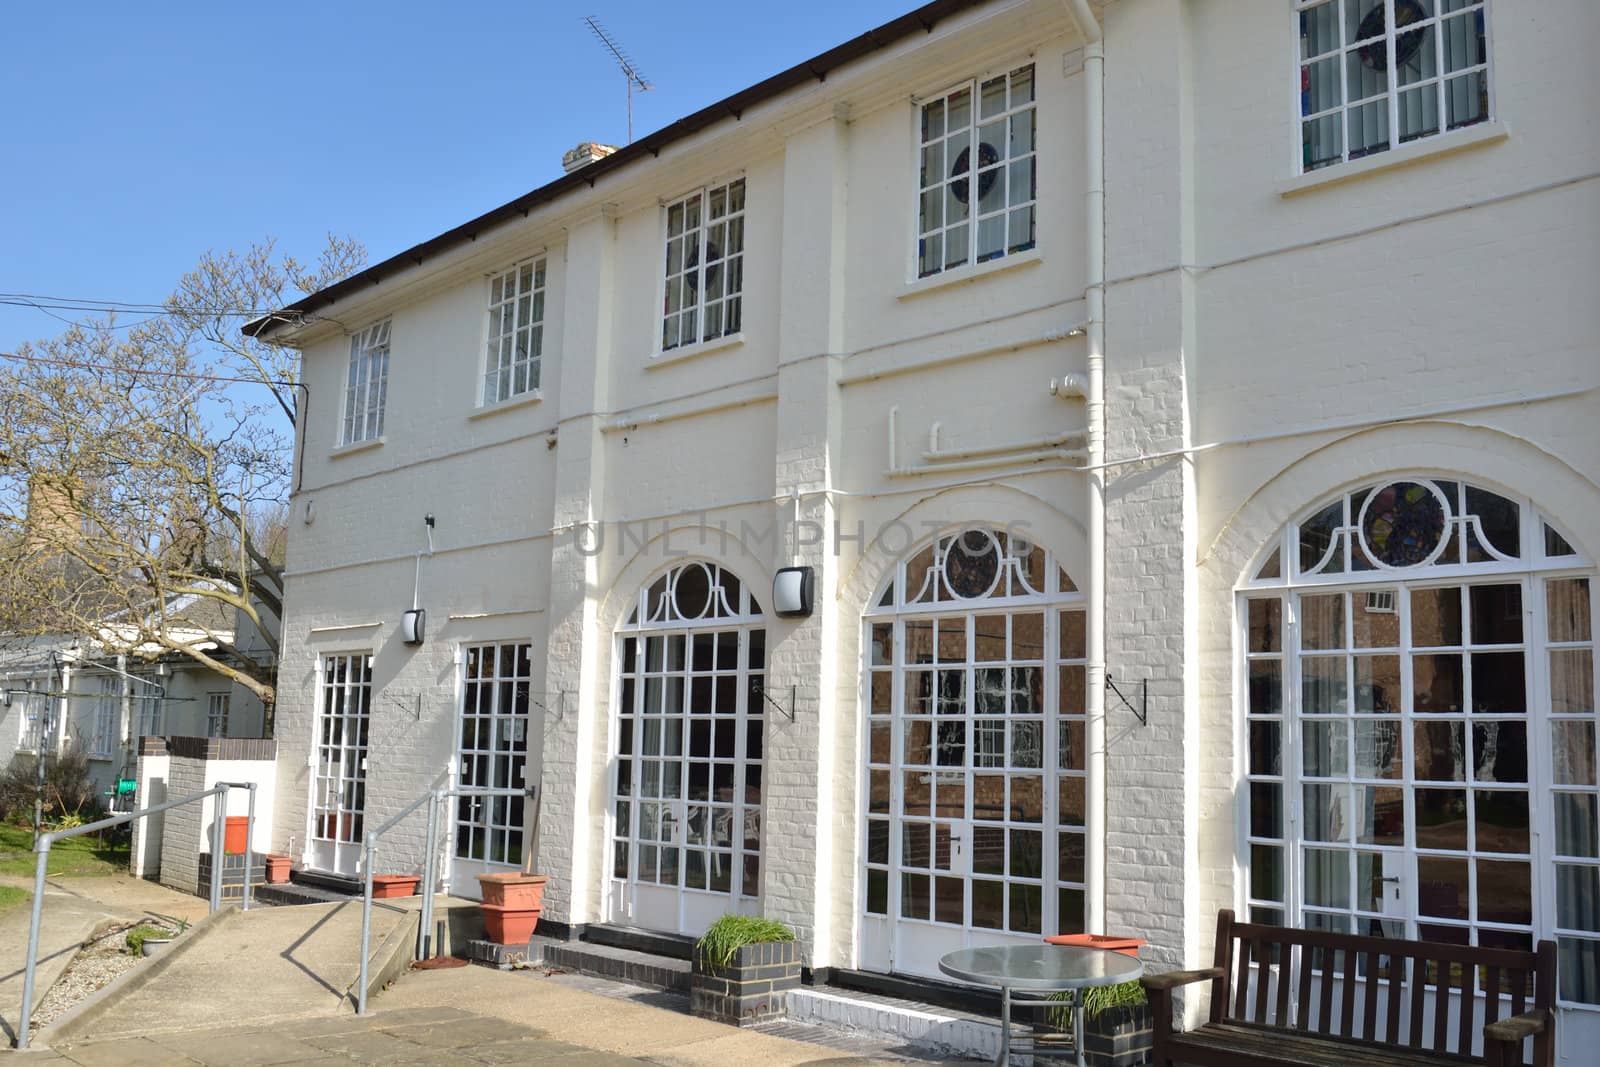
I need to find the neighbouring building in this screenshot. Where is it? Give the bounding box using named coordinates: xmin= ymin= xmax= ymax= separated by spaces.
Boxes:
xmin=246 ymin=0 xmax=1599 ymax=1053
xmin=0 ymin=586 xmax=278 ymax=800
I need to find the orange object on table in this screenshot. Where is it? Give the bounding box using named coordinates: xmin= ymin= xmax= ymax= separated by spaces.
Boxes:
xmin=1043 ymin=933 xmax=1144 ymax=957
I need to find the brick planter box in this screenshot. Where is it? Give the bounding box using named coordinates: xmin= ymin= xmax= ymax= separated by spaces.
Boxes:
xmin=690 ymin=939 xmax=801 ymax=1027
xmin=1080 ymin=1002 xmax=1154 ymax=1067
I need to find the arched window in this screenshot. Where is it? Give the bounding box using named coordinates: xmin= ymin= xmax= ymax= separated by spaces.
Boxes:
xmin=860 ymin=527 xmax=1085 ymax=978
xmin=609 ymin=562 xmax=765 ymax=935
xmin=1239 ymin=477 xmax=1599 ymax=1004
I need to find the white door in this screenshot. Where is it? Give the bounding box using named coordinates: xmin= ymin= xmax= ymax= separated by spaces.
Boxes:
xmin=859 ymin=529 xmax=1085 ymax=977
xmin=608 ymin=562 xmax=764 ymax=936
xmin=309 ymin=653 xmax=371 ymax=877
xmin=450 ymin=643 xmax=536 ymax=901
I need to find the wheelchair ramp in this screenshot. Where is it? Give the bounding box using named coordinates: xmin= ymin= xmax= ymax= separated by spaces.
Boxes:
xmin=47 ymin=897 xmax=418 ymax=1045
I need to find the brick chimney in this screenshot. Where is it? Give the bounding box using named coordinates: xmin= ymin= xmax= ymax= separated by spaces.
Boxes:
xmin=562 ymin=142 xmax=618 ymax=174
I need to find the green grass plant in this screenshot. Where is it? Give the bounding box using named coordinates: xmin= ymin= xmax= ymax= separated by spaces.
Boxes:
xmin=124 ymin=923 xmax=170 ymax=954
xmin=1046 ymin=979 xmax=1147 ymax=1032
xmin=695 ymin=914 xmax=796 ymax=969
xmin=0 ymin=885 xmax=28 ymax=914
xmin=0 ymin=821 xmax=129 ymax=878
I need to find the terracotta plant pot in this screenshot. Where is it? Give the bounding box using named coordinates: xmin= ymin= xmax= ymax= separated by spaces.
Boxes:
xmin=477 ymin=872 xmax=549 ymax=910
xmin=479 ymin=903 xmax=541 ymax=944
xmin=223 ymin=816 xmax=249 ymax=855
xmin=371 ymin=874 xmax=421 ymax=899
xmin=264 ymin=854 xmax=292 ymax=884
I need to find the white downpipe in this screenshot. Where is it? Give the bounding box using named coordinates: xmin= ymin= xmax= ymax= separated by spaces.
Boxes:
xmin=1064 ymin=0 xmax=1107 ymax=936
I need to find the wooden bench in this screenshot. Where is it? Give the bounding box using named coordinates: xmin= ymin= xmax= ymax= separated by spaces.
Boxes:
xmin=1141 ymin=910 xmax=1556 ymax=1067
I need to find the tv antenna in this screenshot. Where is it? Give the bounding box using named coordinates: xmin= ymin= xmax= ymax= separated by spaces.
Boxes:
xmin=583 ymin=16 xmax=654 ymax=145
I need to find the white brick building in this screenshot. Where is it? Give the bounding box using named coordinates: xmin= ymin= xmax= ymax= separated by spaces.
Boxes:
xmin=248 ymin=0 xmax=1599 ymax=1052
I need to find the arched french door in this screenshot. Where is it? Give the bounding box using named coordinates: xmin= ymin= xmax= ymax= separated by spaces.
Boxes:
xmin=608 ymin=562 xmax=765 ymax=935
xmin=1239 ymin=477 xmax=1600 ymax=1014
xmin=860 ymin=527 xmax=1087 ymax=978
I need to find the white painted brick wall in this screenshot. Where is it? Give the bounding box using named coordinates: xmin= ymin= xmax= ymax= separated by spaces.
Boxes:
xmin=254 ymin=0 xmax=1598 ymax=1012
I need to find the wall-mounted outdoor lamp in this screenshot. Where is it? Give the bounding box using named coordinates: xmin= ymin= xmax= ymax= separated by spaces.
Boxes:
xmin=773 ymin=566 xmax=814 ymax=619
xmin=400 ymin=608 xmax=427 ymax=646
xmin=403 ymin=514 xmax=436 ymax=647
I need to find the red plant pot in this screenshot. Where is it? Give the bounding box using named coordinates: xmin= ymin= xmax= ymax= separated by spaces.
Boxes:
xmin=477 ymin=872 xmax=548 ymax=910
xmin=1044 ymin=933 xmax=1145 ymax=958
xmin=223 ymin=816 xmax=249 ymax=855
xmin=371 ymin=874 xmax=421 ymax=899
xmin=264 ymin=854 xmax=292 ymax=884
xmin=480 ymin=903 xmax=541 ymax=945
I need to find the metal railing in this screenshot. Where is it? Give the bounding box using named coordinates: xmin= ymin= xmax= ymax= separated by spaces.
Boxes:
xmin=355 ymin=783 xmax=532 ymax=1014
xmin=15 ymin=781 xmax=257 ymax=1050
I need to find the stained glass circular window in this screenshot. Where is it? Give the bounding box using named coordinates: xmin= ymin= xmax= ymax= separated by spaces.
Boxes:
xmin=943 ymin=529 xmax=1002 ymax=599
xmin=673 ymin=562 xmax=712 ymax=619
xmin=1359 ymin=481 xmax=1449 ymax=567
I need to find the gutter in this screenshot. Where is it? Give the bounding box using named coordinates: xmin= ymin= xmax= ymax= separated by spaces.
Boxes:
xmin=1061 ymin=0 xmax=1107 ymax=937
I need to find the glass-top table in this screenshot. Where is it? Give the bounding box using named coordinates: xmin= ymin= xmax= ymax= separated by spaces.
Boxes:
xmin=939 ymin=945 xmax=1143 ymax=1067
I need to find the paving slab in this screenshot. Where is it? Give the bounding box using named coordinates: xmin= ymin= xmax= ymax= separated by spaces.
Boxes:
xmin=147 ymin=1027 xmax=333 ymax=1065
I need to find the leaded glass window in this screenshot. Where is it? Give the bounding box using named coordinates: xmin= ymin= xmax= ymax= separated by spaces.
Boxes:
xmin=917 ymin=65 xmax=1037 ymax=278
xmin=662 ymin=180 xmax=745 ymax=352
xmin=1297 ymin=0 xmax=1491 ymax=172
xmin=1241 ymin=478 xmax=1599 ymax=1004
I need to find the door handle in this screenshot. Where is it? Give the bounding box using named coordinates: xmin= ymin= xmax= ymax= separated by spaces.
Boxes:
xmin=1380 ymin=876 xmax=1401 ymax=883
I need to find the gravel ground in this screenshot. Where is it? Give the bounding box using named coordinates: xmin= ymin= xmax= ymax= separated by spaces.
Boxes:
xmin=30 ymin=917 xmax=180 ymax=1032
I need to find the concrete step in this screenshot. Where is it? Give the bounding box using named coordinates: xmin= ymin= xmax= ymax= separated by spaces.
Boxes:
xmin=521 ymin=935 xmax=692 ymax=993
xmin=255 ymin=881 xmax=354 ymax=907
xmin=789 ymin=984 xmax=1008 ymax=1062
xmin=582 ymin=923 xmax=696 ymax=961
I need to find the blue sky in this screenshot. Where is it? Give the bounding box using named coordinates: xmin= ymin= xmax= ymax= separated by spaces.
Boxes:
xmin=0 ymin=0 xmax=920 ymax=353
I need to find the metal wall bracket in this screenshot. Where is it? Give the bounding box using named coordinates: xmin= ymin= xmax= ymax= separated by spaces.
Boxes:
xmin=531 ymin=690 xmax=570 ymax=722
xmin=751 ymin=681 xmax=796 ymax=722
xmin=1108 ymin=675 xmax=1148 ymax=726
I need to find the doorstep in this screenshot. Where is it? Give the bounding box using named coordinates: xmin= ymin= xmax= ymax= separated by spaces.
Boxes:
xmin=522 ymin=935 xmax=693 ymax=993
xmin=789 ymin=983 xmax=1007 ymax=1062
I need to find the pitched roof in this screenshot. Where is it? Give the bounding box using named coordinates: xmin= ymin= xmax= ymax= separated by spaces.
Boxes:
xmin=244 ymin=0 xmax=993 ymax=339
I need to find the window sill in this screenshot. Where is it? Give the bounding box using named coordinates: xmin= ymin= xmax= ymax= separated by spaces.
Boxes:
xmin=469 ymin=389 xmax=543 ymax=420
xmin=898 ymin=248 xmax=1044 ymax=300
xmin=1279 ymin=121 xmax=1509 ymax=197
xmin=649 ymin=332 xmax=745 ymax=370
xmin=330 ymin=436 xmax=385 ymax=459
xmin=87 ymin=753 xmax=114 ymax=762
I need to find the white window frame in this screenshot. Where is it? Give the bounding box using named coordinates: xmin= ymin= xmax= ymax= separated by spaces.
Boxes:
xmin=135 ymin=677 xmax=162 ymax=739
xmin=1294 ymin=0 xmax=1494 ymax=174
xmin=860 ymin=529 xmax=1086 ymax=961
xmin=1237 ymin=478 xmax=1600 ymax=1008
xmin=89 ymin=675 xmax=118 ymax=758
xmin=482 ymin=258 xmax=547 ymax=406
xmin=609 ymin=562 xmax=767 ymax=925
xmin=660 ymin=179 xmax=745 ymax=354
xmin=206 ymin=691 xmax=230 ymax=738
xmin=454 ymin=642 xmax=533 ymax=867
xmin=914 ymin=63 xmax=1038 ymax=280
xmin=341 ymin=319 xmax=390 ymax=446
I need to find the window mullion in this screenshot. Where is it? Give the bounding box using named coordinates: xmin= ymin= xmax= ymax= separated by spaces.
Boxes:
xmin=1384 ymin=0 xmax=1400 ymax=154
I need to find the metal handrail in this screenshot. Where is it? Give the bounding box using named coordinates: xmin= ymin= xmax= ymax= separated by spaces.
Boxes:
xmin=354 ymin=782 xmax=532 ymax=1014
xmin=15 ymin=781 xmax=257 ymax=1049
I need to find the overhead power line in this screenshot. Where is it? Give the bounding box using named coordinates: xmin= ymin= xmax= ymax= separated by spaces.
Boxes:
xmin=0 ymin=350 xmax=301 ymax=389
xmin=0 ymin=293 xmax=282 ymax=316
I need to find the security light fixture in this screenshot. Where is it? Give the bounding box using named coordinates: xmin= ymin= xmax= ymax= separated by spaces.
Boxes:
xmin=401 ymin=515 xmax=435 ymax=648
xmin=400 ymin=608 xmax=427 ymax=646
xmin=773 ymin=566 xmax=814 ymax=619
